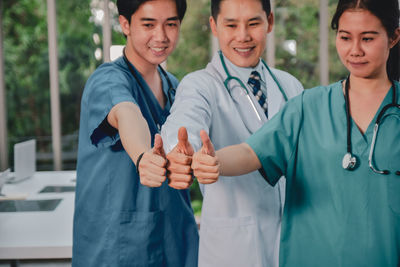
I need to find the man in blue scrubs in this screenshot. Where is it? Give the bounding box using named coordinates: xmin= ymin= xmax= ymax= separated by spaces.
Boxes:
xmin=72 ymin=1 xmax=198 ymax=266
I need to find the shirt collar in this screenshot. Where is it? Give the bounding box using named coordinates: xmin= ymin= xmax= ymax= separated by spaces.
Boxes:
xmin=221 ymin=52 xmax=265 ymax=85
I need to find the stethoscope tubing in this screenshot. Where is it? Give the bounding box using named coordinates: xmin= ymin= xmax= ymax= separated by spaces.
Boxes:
xmin=219 ymin=51 xmax=288 ymax=124
xmin=122 ymin=48 xmax=176 ymax=132
xmin=344 ymin=76 xmax=399 ymax=175
xmin=122 ymin=48 xmax=176 ymax=104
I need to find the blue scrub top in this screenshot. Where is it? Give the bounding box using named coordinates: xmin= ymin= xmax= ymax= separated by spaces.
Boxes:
xmin=247 ymin=81 xmax=400 ymax=266
xmin=72 ymin=57 xmax=199 ymax=267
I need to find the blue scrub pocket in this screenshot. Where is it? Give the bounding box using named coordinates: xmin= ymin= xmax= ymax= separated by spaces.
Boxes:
xmin=118 ymin=210 xmax=165 ymax=266
xmin=388 ymin=174 xmax=400 ymax=215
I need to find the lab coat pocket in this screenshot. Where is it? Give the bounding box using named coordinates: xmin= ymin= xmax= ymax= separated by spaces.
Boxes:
xmin=118 ymin=210 xmax=164 ymax=267
xmin=199 ymin=216 xmax=261 ymax=267
xmin=388 ymin=175 xmax=400 ymax=215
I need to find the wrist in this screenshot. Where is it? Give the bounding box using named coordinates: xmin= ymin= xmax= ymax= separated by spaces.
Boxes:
xmin=136 ymin=152 xmax=145 ymax=174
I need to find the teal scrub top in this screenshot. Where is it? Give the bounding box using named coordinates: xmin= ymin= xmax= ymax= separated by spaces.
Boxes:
xmin=247 ymin=81 xmax=400 ymax=267
xmin=72 ymin=57 xmax=199 ymax=267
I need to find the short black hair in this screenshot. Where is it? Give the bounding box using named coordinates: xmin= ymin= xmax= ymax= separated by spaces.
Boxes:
xmin=211 ymin=0 xmax=271 ymax=21
xmin=117 ymin=0 xmax=187 ymax=23
xmin=331 ymin=0 xmax=400 ymax=80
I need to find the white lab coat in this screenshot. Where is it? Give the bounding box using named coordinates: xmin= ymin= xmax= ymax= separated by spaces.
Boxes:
xmin=161 ymin=52 xmax=303 ymax=267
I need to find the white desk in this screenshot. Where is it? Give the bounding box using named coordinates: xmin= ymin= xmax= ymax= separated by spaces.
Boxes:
xmin=0 ymin=171 xmax=76 ymax=260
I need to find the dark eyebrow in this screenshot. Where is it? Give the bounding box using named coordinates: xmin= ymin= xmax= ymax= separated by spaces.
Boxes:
xmin=338 ymin=30 xmax=379 ymax=35
xmin=361 ymin=31 xmax=379 ymax=35
xmin=223 ymin=18 xmax=238 ymax=23
xmin=140 ymin=17 xmax=179 ymax=22
xmin=167 ymin=16 xmax=179 ymax=21
xmin=223 ymin=16 xmax=262 ymax=23
xmin=249 ymin=16 xmax=263 ymax=22
xmin=140 ymin=18 xmax=156 ymax=22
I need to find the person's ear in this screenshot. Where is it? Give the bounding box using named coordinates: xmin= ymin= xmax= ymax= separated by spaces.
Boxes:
xmin=389 ymin=27 xmax=400 ymax=48
xmin=209 ymin=16 xmax=218 ymax=37
xmin=266 ymin=12 xmax=274 ymax=34
xmin=119 ymin=15 xmax=131 ymax=36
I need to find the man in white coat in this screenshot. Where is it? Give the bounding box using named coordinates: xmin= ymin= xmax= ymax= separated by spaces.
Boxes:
xmin=162 ymin=0 xmax=303 ymax=266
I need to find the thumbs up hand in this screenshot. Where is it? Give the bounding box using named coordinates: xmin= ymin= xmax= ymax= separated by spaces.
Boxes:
xmin=166 ymin=127 xmax=195 ymax=189
xmin=192 ymin=130 xmax=220 ymax=184
xmin=138 ymin=134 xmax=167 ymax=187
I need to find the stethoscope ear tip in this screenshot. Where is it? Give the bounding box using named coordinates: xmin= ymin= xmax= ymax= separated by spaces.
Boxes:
xmin=395 ymin=171 xmax=400 ymax=176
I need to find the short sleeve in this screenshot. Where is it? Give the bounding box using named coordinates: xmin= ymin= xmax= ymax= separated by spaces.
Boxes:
xmin=81 ymin=63 xmax=139 ymax=148
xmin=246 ymin=93 xmax=304 ymax=186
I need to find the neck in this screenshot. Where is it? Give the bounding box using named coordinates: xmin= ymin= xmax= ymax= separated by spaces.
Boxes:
xmin=125 ymin=44 xmax=158 ymax=78
xmin=348 ymin=73 xmax=392 ymax=95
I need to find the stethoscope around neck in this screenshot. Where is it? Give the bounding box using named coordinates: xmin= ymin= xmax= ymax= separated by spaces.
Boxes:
xmin=342 ymin=76 xmax=400 ymax=175
xmin=122 ymin=48 xmax=176 ymax=105
xmin=219 ymin=51 xmax=288 ymax=123
xmin=122 ymin=48 xmax=176 ymax=131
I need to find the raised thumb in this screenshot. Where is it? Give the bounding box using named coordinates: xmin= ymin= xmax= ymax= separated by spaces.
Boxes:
xmin=200 ymin=130 xmax=215 ymax=156
xmin=177 ymin=127 xmax=194 ymax=155
xmin=153 ymin=134 xmax=165 ymax=157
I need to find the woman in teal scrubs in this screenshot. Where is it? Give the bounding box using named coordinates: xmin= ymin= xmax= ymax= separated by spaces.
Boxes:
xmin=72 ymin=0 xmax=198 ymax=266
xmin=191 ymin=0 xmax=400 ymax=266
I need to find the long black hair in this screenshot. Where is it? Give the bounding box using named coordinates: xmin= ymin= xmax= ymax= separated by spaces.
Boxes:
xmin=331 ymin=0 xmax=400 ymax=81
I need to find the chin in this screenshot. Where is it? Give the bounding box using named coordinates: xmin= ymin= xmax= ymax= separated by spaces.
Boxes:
xmin=233 ymin=58 xmax=259 ymax=68
xmin=148 ymin=56 xmax=168 ymax=66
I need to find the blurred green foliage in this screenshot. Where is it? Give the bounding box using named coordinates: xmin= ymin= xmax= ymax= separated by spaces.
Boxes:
xmin=274 ymin=0 xmax=347 ymax=89
xmin=3 ymin=0 xmax=99 ymax=163
xmin=168 ymin=0 xmax=211 ymax=80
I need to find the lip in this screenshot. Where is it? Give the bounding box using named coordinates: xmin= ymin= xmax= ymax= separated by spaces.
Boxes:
xmin=233 ymin=46 xmax=255 ymax=57
xmin=348 ymin=61 xmax=368 ymax=67
xmin=149 ymin=46 xmax=168 ymax=56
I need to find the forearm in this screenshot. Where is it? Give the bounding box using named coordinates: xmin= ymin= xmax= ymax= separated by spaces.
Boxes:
xmin=108 ymin=102 xmax=151 ymax=163
xmin=216 ymin=143 xmax=261 ymax=176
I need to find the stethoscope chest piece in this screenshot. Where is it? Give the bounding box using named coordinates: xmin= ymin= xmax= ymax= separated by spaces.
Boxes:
xmin=342 ymin=152 xmax=357 ymax=170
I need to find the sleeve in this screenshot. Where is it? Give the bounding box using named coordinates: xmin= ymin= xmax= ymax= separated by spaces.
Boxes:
xmin=246 ymin=93 xmax=304 ymax=186
xmin=161 ymin=71 xmax=216 ymax=152
xmin=81 ymin=64 xmax=139 ymax=148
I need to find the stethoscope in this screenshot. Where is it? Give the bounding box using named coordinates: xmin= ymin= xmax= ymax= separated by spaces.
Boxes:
xmin=219 ymin=51 xmax=288 ymax=122
xmin=122 ymin=48 xmax=176 ymax=106
xmin=122 ymin=48 xmax=176 ymax=131
xmin=342 ymin=76 xmax=400 ymax=175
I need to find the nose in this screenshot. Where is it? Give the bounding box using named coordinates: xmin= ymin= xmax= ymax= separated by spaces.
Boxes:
xmin=350 ymin=40 xmax=364 ymax=57
xmin=154 ymin=25 xmax=168 ymax=42
xmin=235 ymin=25 xmax=251 ymax=42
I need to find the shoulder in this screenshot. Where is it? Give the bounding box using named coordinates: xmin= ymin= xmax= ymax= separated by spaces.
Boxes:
xmin=181 ymin=68 xmax=218 ymax=84
xmin=82 ymin=58 xmax=139 ymax=104
xmin=286 ymin=81 xmax=342 ymax=114
xmin=283 ymin=81 xmax=341 ymax=108
xmin=303 ymin=81 xmax=342 ymax=99
xmin=268 ymin=67 xmax=304 ymax=96
xmin=85 ymin=58 xmax=132 ymax=90
xmin=178 ymin=68 xmax=221 ymax=94
xmin=268 ymin=67 xmax=299 ymax=81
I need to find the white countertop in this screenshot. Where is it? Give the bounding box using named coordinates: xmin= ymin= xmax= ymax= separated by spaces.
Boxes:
xmin=0 ymin=171 xmax=76 ymax=260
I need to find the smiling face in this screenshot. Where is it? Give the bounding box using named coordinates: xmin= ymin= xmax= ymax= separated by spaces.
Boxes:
xmin=335 ymin=9 xmax=399 ymax=80
xmin=210 ymin=0 xmax=273 ymax=68
xmin=120 ymin=0 xmax=180 ymax=72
